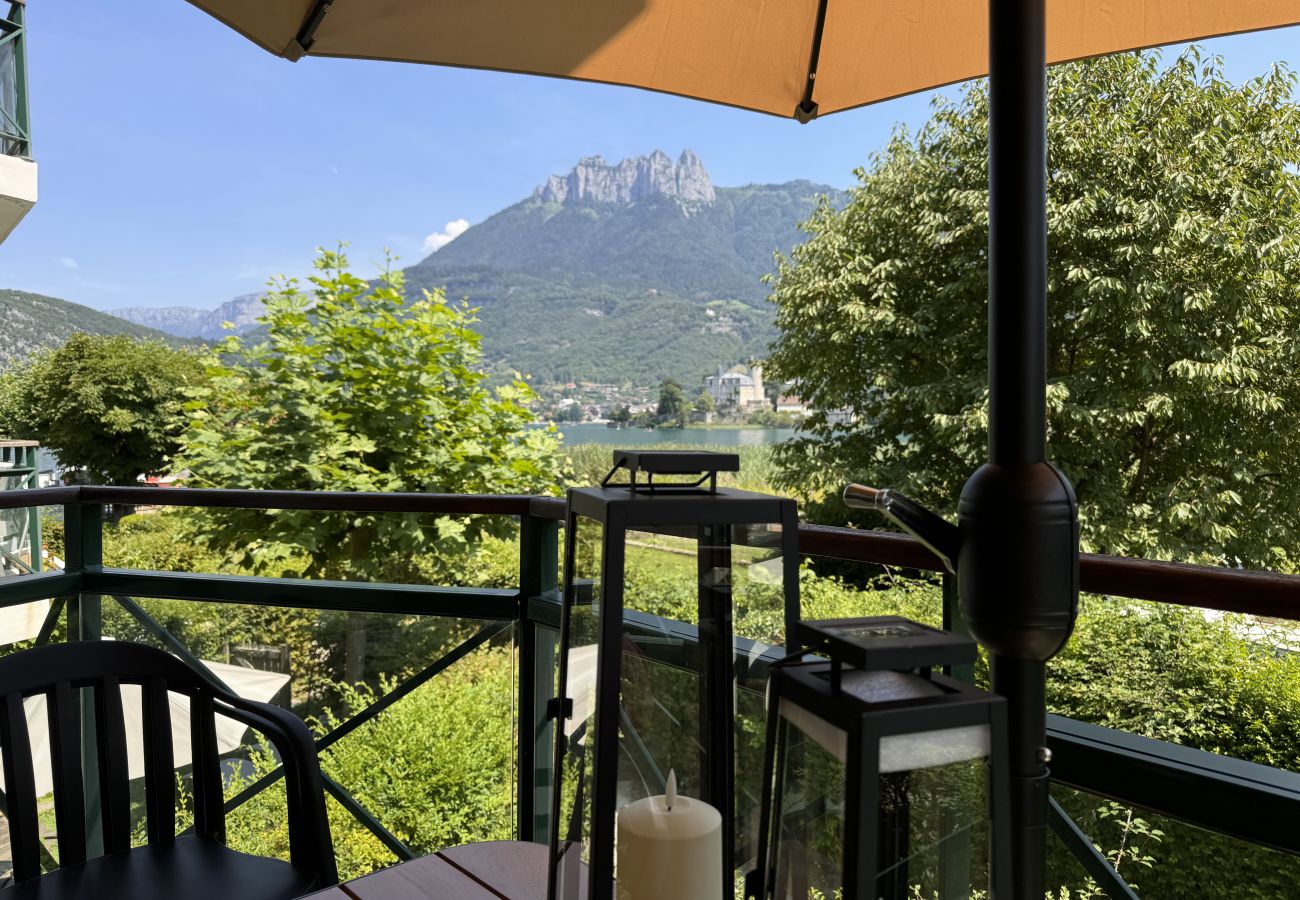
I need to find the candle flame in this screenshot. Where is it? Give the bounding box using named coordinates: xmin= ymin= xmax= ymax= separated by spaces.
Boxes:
xmin=666 ymin=769 xmax=677 ymax=810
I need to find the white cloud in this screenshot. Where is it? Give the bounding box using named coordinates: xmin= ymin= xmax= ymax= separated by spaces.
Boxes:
xmin=422 ymin=218 xmax=470 ymax=254
xmin=59 ymin=256 xmax=79 ymax=270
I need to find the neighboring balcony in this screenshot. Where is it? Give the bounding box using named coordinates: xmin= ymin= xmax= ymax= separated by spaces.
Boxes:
xmin=0 ymin=0 xmax=34 ymax=244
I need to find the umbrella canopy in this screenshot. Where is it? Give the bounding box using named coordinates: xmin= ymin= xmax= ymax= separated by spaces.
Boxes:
xmin=189 ymin=0 xmax=1300 ymax=119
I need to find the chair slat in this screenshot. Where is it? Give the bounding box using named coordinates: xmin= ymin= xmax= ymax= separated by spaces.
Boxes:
xmin=95 ymin=677 xmax=132 ymax=854
xmin=0 ymin=692 xmax=42 ymax=881
xmin=189 ymin=690 xmax=225 ymax=842
xmin=142 ymin=676 xmax=175 ymax=842
xmin=48 ymin=681 xmax=87 ymax=867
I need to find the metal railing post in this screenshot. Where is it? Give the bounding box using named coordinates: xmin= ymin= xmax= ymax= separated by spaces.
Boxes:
xmin=518 ymin=511 xmax=559 ymax=843
xmin=64 ymin=500 xmax=104 ymax=856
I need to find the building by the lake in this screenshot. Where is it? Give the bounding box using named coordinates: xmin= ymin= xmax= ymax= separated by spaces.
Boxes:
xmin=703 ymin=363 xmax=766 ymax=410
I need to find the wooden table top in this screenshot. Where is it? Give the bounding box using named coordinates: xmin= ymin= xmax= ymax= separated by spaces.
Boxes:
xmin=305 ymin=841 xmax=566 ymax=900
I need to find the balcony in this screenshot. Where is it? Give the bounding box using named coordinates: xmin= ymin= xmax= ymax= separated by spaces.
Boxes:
xmin=0 ymin=483 xmax=1297 ymax=898
xmin=0 ymin=0 xmax=33 ymax=244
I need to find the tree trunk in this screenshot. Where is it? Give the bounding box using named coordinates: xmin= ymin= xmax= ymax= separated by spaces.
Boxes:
xmin=344 ymin=611 xmax=367 ymax=685
xmin=342 ymin=526 xmax=375 ymax=684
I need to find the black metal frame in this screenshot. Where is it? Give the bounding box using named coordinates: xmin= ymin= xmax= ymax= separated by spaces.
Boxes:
xmin=957 ymin=2 xmax=1078 ymax=895
xmin=754 ymin=660 xmax=1012 ymax=900
xmin=547 ymin=485 xmax=800 ymax=900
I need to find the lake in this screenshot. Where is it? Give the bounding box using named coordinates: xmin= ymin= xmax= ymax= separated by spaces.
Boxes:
xmin=548 ymin=423 xmax=796 ymax=446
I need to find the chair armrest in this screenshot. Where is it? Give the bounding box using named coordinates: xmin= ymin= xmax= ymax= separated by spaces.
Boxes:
xmin=214 ymin=692 xmax=339 ymax=886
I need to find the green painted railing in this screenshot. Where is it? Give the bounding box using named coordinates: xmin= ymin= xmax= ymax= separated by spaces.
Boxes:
xmin=0 ymin=1 xmax=31 ymax=159
xmin=0 ymin=486 xmax=566 ymax=864
xmin=0 ymin=485 xmax=1298 ymax=897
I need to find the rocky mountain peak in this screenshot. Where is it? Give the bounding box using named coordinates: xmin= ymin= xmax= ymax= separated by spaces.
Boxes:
xmin=534 ymin=149 xmax=716 ymax=205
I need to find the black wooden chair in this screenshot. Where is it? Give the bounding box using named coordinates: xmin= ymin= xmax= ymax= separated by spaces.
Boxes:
xmin=0 ymin=641 xmax=337 ymax=899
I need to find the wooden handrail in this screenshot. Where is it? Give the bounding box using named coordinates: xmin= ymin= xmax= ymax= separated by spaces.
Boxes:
xmin=2 ymin=486 xmax=1297 ymax=620
xmin=798 ymin=522 xmax=1300 ymax=620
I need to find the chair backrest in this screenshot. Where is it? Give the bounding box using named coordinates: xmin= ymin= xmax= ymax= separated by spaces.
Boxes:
xmin=0 ymin=641 xmax=324 ymax=885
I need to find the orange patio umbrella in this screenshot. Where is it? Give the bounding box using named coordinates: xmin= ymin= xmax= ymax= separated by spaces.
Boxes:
xmin=183 ymin=2 xmax=1300 ymax=898
xmin=187 ymin=0 xmax=1300 ymax=120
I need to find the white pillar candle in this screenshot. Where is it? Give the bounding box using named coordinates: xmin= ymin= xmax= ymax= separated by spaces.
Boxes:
xmin=616 ymin=771 xmax=724 ymax=900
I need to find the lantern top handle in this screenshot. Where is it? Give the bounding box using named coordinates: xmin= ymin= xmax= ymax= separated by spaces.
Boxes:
xmin=601 ymin=449 xmax=741 ymax=494
xmin=795 ymin=615 xmax=978 ymax=674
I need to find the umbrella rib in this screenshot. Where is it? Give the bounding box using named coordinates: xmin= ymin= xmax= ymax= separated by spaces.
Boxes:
xmin=796 ymin=0 xmax=831 ymax=123
xmin=284 ymin=0 xmax=335 ymax=61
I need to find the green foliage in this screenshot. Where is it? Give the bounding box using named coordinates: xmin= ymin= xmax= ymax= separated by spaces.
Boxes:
xmin=0 ymin=332 xmax=206 ymax=484
xmin=745 ymin=407 xmax=799 ymax=428
xmin=769 ymin=50 xmax=1300 ymax=569
xmin=654 ymin=377 xmax=694 ymax=426
xmin=165 ymin=647 xmax=515 ymax=881
xmin=178 ymin=246 xmax=566 ymax=582
xmin=657 ymin=378 xmax=686 ymax=418
xmin=1050 ymin=598 xmax=1300 ymax=767
xmin=314 ymin=648 xmax=515 ymax=876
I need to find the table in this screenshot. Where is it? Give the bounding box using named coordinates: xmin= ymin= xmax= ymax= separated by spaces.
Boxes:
xmin=305 ymin=841 xmax=585 ymax=900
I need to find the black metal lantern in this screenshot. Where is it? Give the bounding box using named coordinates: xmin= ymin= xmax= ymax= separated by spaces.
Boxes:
xmin=547 ymin=450 xmax=801 ymax=900
xmin=753 ymin=616 xmax=1011 ymax=900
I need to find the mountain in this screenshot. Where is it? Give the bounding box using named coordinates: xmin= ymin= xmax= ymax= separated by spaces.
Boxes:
xmin=405 ymin=150 xmax=841 ymax=383
xmin=110 ymin=293 xmax=265 ymax=340
xmin=535 ymin=149 xmax=715 ymax=205
xmin=0 ymin=289 xmax=187 ymax=367
xmin=82 ymin=150 xmax=838 ymax=386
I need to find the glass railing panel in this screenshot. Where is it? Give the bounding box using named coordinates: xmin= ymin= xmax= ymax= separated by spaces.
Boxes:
xmin=96 ymin=507 xmax=521 ymax=589
xmin=317 ymin=623 xmax=518 ymax=879
xmin=32 ymin=592 xmax=518 ymax=880
xmin=0 ymin=32 xmax=18 ymax=154
xmin=0 ymin=501 xmax=67 ymax=658
xmin=1049 ymin=784 xmax=1300 ymax=899
xmin=1046 ymin=592 xmax=1300 ymax=774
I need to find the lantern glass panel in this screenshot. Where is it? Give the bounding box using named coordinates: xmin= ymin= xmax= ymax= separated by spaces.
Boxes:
xmin=770 ymin=714 xmax=847 ymax=900
xmin=554 ymin=512 xmax=604 ymax=897
xmin=770 ymin=701 xmax=995 ymax=900
xmin=730 ymin=524 xmax=795 ymax=876
xmin=552 ymin=479 xmax=801 ymax=900
xmin=620 ymin=528 xmax=707 ymax=805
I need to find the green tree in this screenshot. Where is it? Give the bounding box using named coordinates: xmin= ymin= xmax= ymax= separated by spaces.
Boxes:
xmin=610 ymin=404 xmax=633 ymax=425
xmin=0 ymin=333 xmax=206 ymax=486
xmin=656 ymin=377 xmax=686 ymax=418
xmin=178 ymin=247 xmax=565 ymax=681
xmin=556 ymin=401 xmax=585 ymax=423
xmin=768 ymin=50 xmax=1300 ymax=568
xmin=695 ymin=389 xmax=717 ymax=416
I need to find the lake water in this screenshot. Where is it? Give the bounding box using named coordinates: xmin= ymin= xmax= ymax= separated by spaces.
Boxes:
xmin=549 ymin=423 xmax=796 ymax=447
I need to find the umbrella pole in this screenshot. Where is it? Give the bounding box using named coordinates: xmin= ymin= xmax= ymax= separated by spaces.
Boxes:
xmin=961 ymin=0 xmax=1079 ymax=896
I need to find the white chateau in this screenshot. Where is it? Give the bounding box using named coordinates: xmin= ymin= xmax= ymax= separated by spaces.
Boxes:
xmin=703 ymin=364 xmax=767 ymax=410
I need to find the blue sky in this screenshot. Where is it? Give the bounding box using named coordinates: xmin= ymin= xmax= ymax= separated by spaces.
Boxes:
xmin=2 ymin=1 xmax=1297 ymax=311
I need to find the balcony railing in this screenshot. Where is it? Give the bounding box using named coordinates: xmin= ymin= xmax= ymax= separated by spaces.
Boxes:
xmin=0 ymin=484 xmax=1298 ymax=898
xmin=0 ymin=1 xmax=29 ymax=159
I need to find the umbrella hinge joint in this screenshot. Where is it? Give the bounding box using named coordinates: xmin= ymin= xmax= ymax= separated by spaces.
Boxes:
xmin=283 ymin=0 xmax=334 ymax=61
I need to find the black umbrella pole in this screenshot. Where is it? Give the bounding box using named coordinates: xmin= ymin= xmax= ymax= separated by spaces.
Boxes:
xmin=990 ymin=655 xmax=1049 ymax=896
xmin=958 ymin=1 xmax=1079 ymax=898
